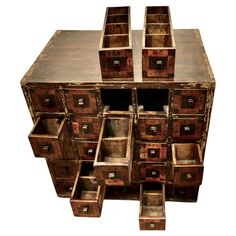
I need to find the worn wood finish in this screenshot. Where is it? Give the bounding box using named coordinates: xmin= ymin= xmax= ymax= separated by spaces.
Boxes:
xmin=75 ymin=141 xmax=98 ymax=160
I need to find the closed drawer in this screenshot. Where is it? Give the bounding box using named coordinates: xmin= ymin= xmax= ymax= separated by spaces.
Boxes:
xmin=139 ymin=118 xmax=168 ymax=141
xmin=172 ymin=117 xmax=204 ymax=141
xmin=172 ymin=89 xmax=207 ymax=114
xmin=47 ymin=160 xmax=79 ymax=179
xmin=172 ymin=143 xmax=204 ymax=186
xmin=53 ymin=179 xmax=75 ymax=198
xmin=140 ymin=163 xmax=166 ymax=183
xmin=76 ymin=141 xmax=97 ymax=160
xmin=139 ymin=143 xmax=167 ymax=162
xmin=139 ymin=182 xmax=165 ymax=230
xmin=64 ymin=89 xmax=98 ymax=114
xmin=28 ymin=117 xmax=73 ymax=159
xmin=94 ymin=117 xmax=133 ymax=186
xmin=71 ymin=116 xmax=101 ymax=140
xmin=70 ymin=177 xmax=105 ymax=217
xmin=29 ymin=87 xmax=64 ymax=112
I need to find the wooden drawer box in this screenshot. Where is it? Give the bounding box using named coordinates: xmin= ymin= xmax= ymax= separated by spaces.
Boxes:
xmin=99 ymin=6 xmax=133 ymax=80
xmin=172 ymin=89 xmax=207 ymax=114
xmin=172 ymin=143 xmax=204 ymax=186
xmin=29 ymin=87 xmax=64 ymax=112
xmin=139 ymin=143 xmax=167 ymax=162
xmin=94 ymin=117 xmax=133 ymax=185
xmin=139 ymin=118 xmax=168 ymax=141
xmin=172 ymin=117 xmax=204 ymax=141
xmin=71 ymin=116 xmax=101 ymax=140
xmin=28 ymin=117 xmax=73 ymax=159
xmin=139 ymin=183 xmax=165 ymax=230
xmin=76 ymin=141 xmax=97 ymax=160
xmin=142 ymin=6 xmax=175 ymax=79
xmin=70 ymin=177 xmax=105 ymax=217
xmin=53 ymin=179 xmax=75 ymax=198
xmin=78 ymin=162 xmax=95 ymax=177
xmin=64 ymin=89 xmax=98 ymax=115
xmin=140 ymin=163 xmax=166 ymax=183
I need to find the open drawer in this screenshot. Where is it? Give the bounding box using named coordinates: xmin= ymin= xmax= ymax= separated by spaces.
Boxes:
xmin=139 ymin=182 xmax=166 ymax=230
xmin=94 ymin=117 xmax=133 ymax=185
xmin=28 ymin=117 xmax=73 ymax=159
xmin=70 ymin=176 xmax=105 ymax=217
xmin=171 ymin=143 xmax=204 ymax=186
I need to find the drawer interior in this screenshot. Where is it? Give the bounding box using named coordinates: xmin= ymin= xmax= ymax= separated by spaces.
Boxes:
xmin=145 ymin=34 xmax=172 ymax=47
xmin=79 ymin=162 xmax=95 ymax=177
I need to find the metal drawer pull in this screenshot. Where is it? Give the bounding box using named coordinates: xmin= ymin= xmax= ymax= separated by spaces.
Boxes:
xmin=186 ymin=173 xmax=192 ymax=180
xmin=42 ymin=145 xmax=50 ymax=152
xmin=82 ymin=124 xmax=88 ymax=130
xmin=87 ymin=148 xmax=94 ymax=155
xmin=78 ymin=98 xmax=84 ymax=106
xmin=69 ymin=186 xmax=73 ymax=191
xmin=82 ymin=206 xmax=89 ymax=213
xmin=150 ymin=223 xmax=155 ymax=228
xmin=150 ymin=149 xmax=156 ymax=155
xmin=151 ymin=171 xmax=157 ymax=176
xmin=108 ymin=172 xmax=115 ymax=179
xmin=150 ymin=126 xmax=157 ymax=135
xmin=184 ymin=126 xmax=190 ymax=132
xmin=113 ymin=60 xmax=121 ymax=69
xmin=187 ymin=98 xmax=195 ymax=106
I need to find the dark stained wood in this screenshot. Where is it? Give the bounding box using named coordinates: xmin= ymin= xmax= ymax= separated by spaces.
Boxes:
xmin=75 ymin=141 xmax=98 ymax=160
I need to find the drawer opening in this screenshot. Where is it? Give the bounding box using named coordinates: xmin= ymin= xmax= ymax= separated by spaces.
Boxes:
xmin=145 ymin=34 xmax=172 ymax=47
xmin=137 ymin=89 xmax=169 ymax=113
xmin=172 ymin=143 xmax=203 ymax=165
xmin=147 ymin=6 xmax=169 ymax=14
xmin=103 ymin=118 xmax=130 ymax=137
xmin=101 ymin=89 xmax=133 ymax=111
xmin=146 ymin=24 xmax=170 ymax=34
xmin=105 ymin=23 xmax=128 ymax=35
xmin=31 ymin=117 xmax=64 ymax=136
xmin=79 ymin=162 xmax=95 ymax=177
xmin=107 ymin=7 xmax=128 ymax=15
xmin=103 ymin=35 xmax=129 ymax=48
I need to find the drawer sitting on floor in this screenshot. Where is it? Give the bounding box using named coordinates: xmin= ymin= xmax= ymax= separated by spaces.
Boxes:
xmin=139 ymin=182 xmax=165 ymax=230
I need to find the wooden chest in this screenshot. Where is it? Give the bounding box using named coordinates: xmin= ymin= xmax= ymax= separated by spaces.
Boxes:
xmin=21 ymin=6 xmax=215 ymax=231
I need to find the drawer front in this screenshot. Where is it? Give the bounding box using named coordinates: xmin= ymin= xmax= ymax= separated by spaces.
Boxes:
xmin=140 ymin=219 xmax=165 ymax=230
xmin=173 ymin=166 xmax=204 ymax=186
xmin=71 ymin=202 xmax=102 ymax=217
xmin=172 ymin=117 xmax=204 ymax=141
xmin=54 ymin=179 xmax=75 ymax=198
xmin=71 ymin=117 xmax=101 ymax=140
xmin=139 ymin=143 xmax=167 ymax=162
xmin=139 ymin=118 xmax=168 ymax=141
xmin=140 ymin=164 xmax=166 ymax=182
xmin=76 ymin=141 xmax=97 ymax=160
xmin=47 ymin=160 xmax=79 ymax=179
xmin=64 ymin=89 xmax=98 ymax=114
xmin=172 ymin=89 xmax=207 ymax=114
xmin=29 ymin=88 xmax=64 ymax=112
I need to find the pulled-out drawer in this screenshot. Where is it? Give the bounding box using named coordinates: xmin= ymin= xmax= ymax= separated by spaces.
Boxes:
xmin=70 ymin=177 xmax=105 ymax=217
xmin=76 ymin=141 xmax=97 ymax=160
xmin=28 ymin=117 xmax=73 ymax=159
xmin=139 ymin=182 xmax=165 ymax=230
xmin=172 ymin=143 xmax=204 ymax=186
xmin=94 ymin=117 xmax=133 ymax=185
xmin=139 ymin=143 xmax=167 ymax=162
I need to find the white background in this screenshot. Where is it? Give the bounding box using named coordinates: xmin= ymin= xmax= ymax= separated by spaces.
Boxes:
xmin=0 ymin=0 xmax=236 ymax=235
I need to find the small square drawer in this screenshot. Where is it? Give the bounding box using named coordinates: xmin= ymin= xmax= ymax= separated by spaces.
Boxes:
xmin=139 ymin=182 xmax=165 ymax=230
xmin=172 ymin=117 xmax=204 ymax=141
xmin=29 ymin=117 xmax=73 ymax=159
xmin=172 ymin=89 xmax=207 ymax=114
xmin=139 ymin=118 xmax=168 ymax=141
xmin=29 ymin=87 xmax=64 ymax=112
xmin=70 ymin=177 xmax=105 ymax=217
xmin=71 ymin=116 xmax=101 ymax=140
xmin=172 ymin=143 xmax=204 ymax=186
xmin=140 ymin=163 xmax=166 ymax=183
xmin=47 ymin=160 xmax=79 ymax=179
xmin=76 ymin=141 xmax=97 ymax=160
xmin=53 ymin=179 xmax=75 ymax=198
xmin=94 ymin=117 xmax=133 ymax=186
xmin=64 ymin=89 xmax=98 ymax=114
xmin=139 ymin=143 xmax=167 ymax=162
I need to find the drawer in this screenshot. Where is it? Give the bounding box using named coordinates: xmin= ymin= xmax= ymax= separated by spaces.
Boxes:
xmin=139 ymin=182 xmax=165 ymax=230
xmin=139 ymin=143 xmax=167 ymax=162
xmin=70 ymin=177 xmax=105 ymax=217
xmin=78 ymin=162 xmax=95 ymax=178
xmin=64 ymin=89 xmax=98 ymax=114
xmin=165 ymin=184 xmax=199 ymax=202
xmin=28 ymin=117 xmax=73 ymax=159
xmin=140 ymin=163 xmax=166 ymax=183
xmin=53 ymin=179 xmax=75 ymax=198
xmin=172 ymin=117 xmax=204 ymax=141
xmin=94 ymin=117 xmax=133 ymax=186
xmin=76 ymin=141 xmax=97 ymax=160
xmin=172 ymin=143 xmax=204 ymax=186
xmin=71 ymin=116 xmax=101 ymax=140
xmin=99 ymin=7 xmax=133 ymax=80
xmin=172 ymin=89 xmax=207 ymax=114
xmin=29 ymin=87 xmax=64 ymax=112
xmin=47 ymin=160 xmax=79 ymax=179
xmin=139 ymin=118 xmax=168 ymax=141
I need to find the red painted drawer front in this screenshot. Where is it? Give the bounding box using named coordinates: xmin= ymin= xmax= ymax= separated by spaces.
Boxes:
xmin=64 ymin=89 xmax=98 ymax=114
xmin=29 ymin=88 xmax=64 ymax=112
xmin=139 ymin=118 xmax=168 ymax=141
xmin=139 ymin=143 xmax=167 ymax=162
xmin=172 ymin=89 xmax=207 ymax=114
xmin=71 ymin=117 xmax=101 ymax=140
xmin=172 ymin=117 xmax=204 ymax=141
xmin=76 ymin=141 xmax=98 ymax=160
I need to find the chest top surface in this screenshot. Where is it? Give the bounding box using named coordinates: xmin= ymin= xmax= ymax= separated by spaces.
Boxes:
xmin=21 ymin=29 xmax=215 ymax=85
